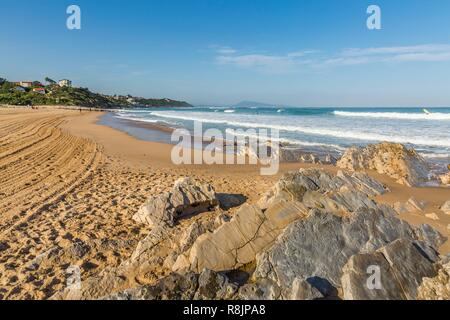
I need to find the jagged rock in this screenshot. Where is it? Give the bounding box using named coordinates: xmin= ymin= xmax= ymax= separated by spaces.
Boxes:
xmin=393 ymin=197 xmax=426 ymax=214
xmin=217 ymin=193 xmax=246 ymax=210
xmin=251 ymin=208 xmax=444 ymax=299
xmin=133 ymin=178 xmax=218 ymax=228
xmin=237 ymin=279 xmax=282 ymax=300
xmin=417 ymin=262 xmax=450 ymax=300
xmin=290 ymin=278 xmax=327 ymax=300
xmin=425 ymin=213 xmax=440 ymax=221
xmin=0 ymin=241 xmax=10 ymax=252
xmin=341 ymin=239 xmax=438 ymax=300
xmin=440 ymin=201 xmax=450 ymax=215
xmin=439 ymin=173 xmax=450 ymax=185
xmin=258 ymin=169 xmax=387 ymax=211
xmin=214 ymin=213 xmax=231 ymax=228
xmin=51 ymin=265 xmax=134 ymax=300
xmin=414 ymin=224 xmax=447 ymax=251
xmin=186 ymin=200 xmax=309 ymax=273
xmin=194 ymin=269 xmax=239 ymax=300
xmin=130 ymin=226 xmax=171 ymax=265
xmin=102 ymin=269 xmax=238 ymax=300
xmin=178 ymin=221 xmax=208 ymax=253
xmin=337 ymin=142 xmax=430 ymax=186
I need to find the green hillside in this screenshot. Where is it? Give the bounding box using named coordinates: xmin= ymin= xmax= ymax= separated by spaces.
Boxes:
xmin=0 ymin=77 xmax=191 ymax=109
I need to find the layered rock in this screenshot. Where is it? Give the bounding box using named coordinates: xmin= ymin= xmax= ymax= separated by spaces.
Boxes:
xmin=103 ymin=269 xmax=239 ymax=300
xmin=133 ymin=178 xmax=218 ymax=228
xmin=341 ymin=239 xmax=438 ymax=300
xmin=53 ymin=169 xmax=447 ymax=301
xmin=337 ymin=142 xmax=430 ymax=186
xmin=393 ymin=197 xmax=426 ymax=214
xmin=250 ymin=208 xmax=443 ymax=299
xmin=417 ymin=260 xmax=450 ymax=300
xmin=439 ymin=172 xmax=450 ymax=185
xmin=185 ymin=201 xmax=309 ymax=273
xmin=185 ymin=169 xmax=389 ymax=274
xmin=441 ymin=201 xmax=450 ymax=215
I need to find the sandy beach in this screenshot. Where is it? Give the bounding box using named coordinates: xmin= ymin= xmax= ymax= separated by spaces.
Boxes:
xmin=0 ymin=106 xmax=449 ymax=300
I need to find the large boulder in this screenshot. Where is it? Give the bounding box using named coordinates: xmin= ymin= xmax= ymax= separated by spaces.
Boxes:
xmin=251 ymin=208 xmax=437 ymax=299
xmin=102 ymin=269 xmax=238 ymax=300
xmin=337 ymin=142 xmax=430 ymax=186
xmin=440 ymin=201 xmax=450 ymax=215
xmin=258 ymin=169 xmax=387 ymax=211
xmin=133 ymin=178 xmax=219 ymax=228
xmin=393 ymin=197 xmax=426 ymax=214
xmin=417 ymin=260 xmax=450 ymax=300
xmin=341 ymin=239 xmax=438 ymax=300
xmin=185 ymin=200 xmax=309 ymax=273
xmin=439 ymin=172 xmax=450 ymax=185
xmin=185 ymin=169 xmax=389 ymax=274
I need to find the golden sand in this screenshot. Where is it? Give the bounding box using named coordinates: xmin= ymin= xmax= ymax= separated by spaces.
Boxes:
xmin=0 ymin=106 xmax=449 ymax=299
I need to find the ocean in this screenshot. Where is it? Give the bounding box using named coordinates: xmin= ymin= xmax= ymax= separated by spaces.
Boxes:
xmin=101 ymin=106 xmax=450 ymax=173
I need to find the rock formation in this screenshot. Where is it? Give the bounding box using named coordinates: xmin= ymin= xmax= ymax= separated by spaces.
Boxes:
xmin=53 ymin=169 xmax=447 ymax=300
xmin=393 ymin=197 xmax=426 ymax=214
xmin=417 ymin=259 xmax=450 ymax=300
xmin=439 ymin=172 xmax=450 ymax=185
xmin=341 ymin=239 xmax=438 ymax=300
xmin=337 ymin=142 xmax=430 ymax=186
xmin=441 ymin=201 xmax=450 ymax=215
xmin=133 ymin=178 xmax=218 ymax=228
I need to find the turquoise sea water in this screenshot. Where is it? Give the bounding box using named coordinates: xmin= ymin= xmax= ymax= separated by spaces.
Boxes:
xmin=104 ymin=106 xmax=450 ymax=172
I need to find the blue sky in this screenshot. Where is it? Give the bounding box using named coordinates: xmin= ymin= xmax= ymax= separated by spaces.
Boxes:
xmin=1 ymin=0 xmax=450 ymax=106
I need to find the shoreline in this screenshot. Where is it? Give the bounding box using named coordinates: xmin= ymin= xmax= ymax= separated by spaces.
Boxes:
xmin=1 ymin=106 xmax=450 ymax=299
xmin=68 ymin=109 xmax=450 ymax=250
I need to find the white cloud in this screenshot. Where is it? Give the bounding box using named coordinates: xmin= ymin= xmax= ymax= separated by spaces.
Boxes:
xmin=325 ymin=44 xmax=450 ymax=65
xmin=216 ymin=47 xmax=237 ymax=55
xmin=213 ymin=44 xmax=450 ymax=72
xmin=214 ymin=47 xmax=313 ymax=73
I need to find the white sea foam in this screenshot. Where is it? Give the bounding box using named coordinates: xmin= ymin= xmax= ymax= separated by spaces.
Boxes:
xmin=225 ymin=129 xmax=345 ymax=151
xmin=115 ymin=114 xmax=161 ymax=124
xmin=420 ymin=153 xmax=450 ymax=159
xmin=149 ymin=111 xmax=450 ymax=148
xmin=224 ymin=109 xmax=236 ymax=113
xmin=333 ymin=111 xmax=450 ymax=120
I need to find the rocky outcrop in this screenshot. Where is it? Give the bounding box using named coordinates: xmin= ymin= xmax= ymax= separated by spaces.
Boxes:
xmin=439 ymin=172 xmax=450 ymax=185
xmin=250 ymin=208 xmax=443 ymax=299
xmin=441 ymin=201 xmax=450 ymax=215
xmin=133 ymin=178 xmax=218 ymax=228
xmin=393 ymin=197 xmax=426 ymax=214
xmin=341 ymin=239 xmax=438 ymax=300
xmin=185 ymin=201 xmax=309 ymax=273
xmin=417 ymin=260 xmax=450 ymax=300
xmin=53 ymin=169 xmax=447 ymax=301
xmin=102 ymin=269 xmax=238 ymax=300
xmin=185 ymin=169 xmax=388 ymax=274
xmin=337 ymin=142 xmax=430 ymax=186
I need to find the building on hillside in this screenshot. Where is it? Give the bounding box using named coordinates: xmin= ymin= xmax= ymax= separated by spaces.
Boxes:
xmin=32 ymin=88 xmax=46 ymax=94
xmin=58 ymin=79 xmax=72 ymax=87
xmin=13 ymin=86 xmax=26 ymax=92
xmin=15 ymin=81 xmax=33 ymax=88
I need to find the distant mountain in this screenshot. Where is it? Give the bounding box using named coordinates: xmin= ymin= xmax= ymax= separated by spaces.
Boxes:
xmin=233 ymin=100 xmax=296 ymax=108
xmin=233 ymin=101 xmax=276 ymax=108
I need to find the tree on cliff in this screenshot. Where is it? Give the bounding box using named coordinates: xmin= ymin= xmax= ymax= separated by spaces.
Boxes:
xmin=45 ymin=77 xmax=56 ymax=85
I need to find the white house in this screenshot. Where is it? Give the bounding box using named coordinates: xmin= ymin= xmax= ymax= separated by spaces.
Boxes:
xmin=58 ymin=79 xmax=72 ymax=87
xmin=15 ymin=81 xmax=33 ymax=88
